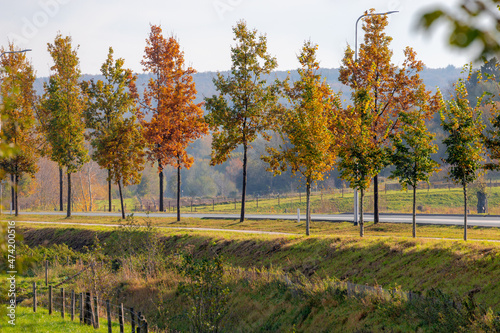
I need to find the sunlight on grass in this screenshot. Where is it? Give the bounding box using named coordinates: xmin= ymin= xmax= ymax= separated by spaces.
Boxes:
xmin=1 ymin=306 xmax=130 ymax=333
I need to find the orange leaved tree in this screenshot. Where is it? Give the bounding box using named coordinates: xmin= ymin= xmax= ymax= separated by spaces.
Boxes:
xmin=339 ymin=9 xmax=434 ymax=224
xmin=0 ymin=44 xmax=39 ymax=216
xmin=141 ymin=25 xmax=207 ymax=220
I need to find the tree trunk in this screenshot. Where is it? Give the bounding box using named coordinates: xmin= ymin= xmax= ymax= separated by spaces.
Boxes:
xmin=240 ymin=143 xmax=248 ymax=223
xmin=464 ymin=180 xmax=468 ymax=241
xmin=360 ymin=188 xmax=364 ymax=237
xmin=78 ymin=173 xmax=87 ymax=212
xmin=67 ymin=172 xmax=71 ymax=218
xmin=10 ymin=174 xmax=15 ymax=214
xmin=88 ymin=166 xmax=93 ymax=212
xmin=108 ymin=169 xmax=112 ymax=212
xmin=177 ymin=158 xmax=181 ymax=222
xmin=159 ymin=160 xmax=164 ymax=212
xmin=59 ymin=168 xmax=63 ymax=212
xmin=14 ymin=173 xmax=19 ymax=217
xmin=306 ymin=179 xmax=311 ymax=236
xmin=118 ymin=180 xmax=125 ymax=219
xmin=412 ymin=185 xmax=417 ymax=238
xmin=373 ymin=174 xmax=379 ymax=224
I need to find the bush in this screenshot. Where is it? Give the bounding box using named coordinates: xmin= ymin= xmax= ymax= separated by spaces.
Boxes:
xmin=178 ymin=254 xmax=230 ymax=333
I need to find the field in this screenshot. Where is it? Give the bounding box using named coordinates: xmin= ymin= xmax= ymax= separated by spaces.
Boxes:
xmin=17 ymin=184 xmax=500 ymax=216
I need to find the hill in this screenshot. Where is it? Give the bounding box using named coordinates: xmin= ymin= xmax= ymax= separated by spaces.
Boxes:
xmin=34 ymin=66 xmax=463 ymax=107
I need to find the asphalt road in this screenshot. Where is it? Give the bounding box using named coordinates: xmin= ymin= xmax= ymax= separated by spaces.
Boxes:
xmin=13 ymin=211 xmax=500 ymax=227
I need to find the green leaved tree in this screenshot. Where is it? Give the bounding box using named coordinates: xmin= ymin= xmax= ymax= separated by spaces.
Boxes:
xmin=205 ymin=20 xmax=278 ymax=222
xmin=337 ymin=89 xmax=386 ymax=237
xmin=92 ymin=117 xmax=145 ymax=219
xmin=263 ymin=41 xmax=340 ymax=236
xmin=420 ymin=0 xmax=500 ymax=62
xmin=40 ymin=33 xmax=88 ymax=218
xmin=82 ymin=47 xmax=143 ymax=217
xmin=389 ymin=86 xmax=440 ymax=238
xmin=440 ymin=66 xmax=486 ymax=241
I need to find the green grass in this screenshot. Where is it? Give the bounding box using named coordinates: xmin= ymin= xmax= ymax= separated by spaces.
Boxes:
xmin=5 ymin=214 xmax=500 ymax=241
xmin=17 ymin=183 xmax=500 ymax=215
xmin=0 ymin=306 xmax=130 ymax=332
xmin=197 ymin=186 xmax=500 ymax=215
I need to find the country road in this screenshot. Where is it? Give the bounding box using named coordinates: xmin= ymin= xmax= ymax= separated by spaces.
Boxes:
xmin=9 ymin=211 xmax=500 ymax=227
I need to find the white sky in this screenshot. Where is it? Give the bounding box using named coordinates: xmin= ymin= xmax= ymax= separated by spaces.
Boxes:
xmin=0 ymin=0 xmax=476 ymax=77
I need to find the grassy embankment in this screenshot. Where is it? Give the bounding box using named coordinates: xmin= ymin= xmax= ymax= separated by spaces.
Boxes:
xmin=4 ymin=219 xmax=500 ymax=332
xmin=5 ymin=213 xmax=500 ymax=241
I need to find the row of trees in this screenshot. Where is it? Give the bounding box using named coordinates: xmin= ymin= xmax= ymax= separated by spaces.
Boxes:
xmin=2 ymin=11 xmax=500 ymax=240
xmin=205 ymin=13 xmax=500 ymax=240
xmin=0 ymin=25 xmax=207 ymax=220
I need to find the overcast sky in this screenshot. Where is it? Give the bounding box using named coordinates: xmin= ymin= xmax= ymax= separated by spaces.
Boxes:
xmin=1 ymin=0 xmax=474 ymax=77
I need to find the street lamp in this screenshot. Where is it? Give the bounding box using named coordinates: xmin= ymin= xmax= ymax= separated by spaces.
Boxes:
xmin=352 ymin=10 xmax=398 ymax=226
xmin=1 ymin=49 xmax=32 ymax=58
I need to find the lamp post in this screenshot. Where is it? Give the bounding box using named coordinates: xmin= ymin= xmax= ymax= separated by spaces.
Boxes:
xmin=352 ymin=11 xmax=398 ymax=226
xmin=1 ymin=48 xmax=32 ymax=215
xmin=1 ymin=49 xmax=32 ymax=58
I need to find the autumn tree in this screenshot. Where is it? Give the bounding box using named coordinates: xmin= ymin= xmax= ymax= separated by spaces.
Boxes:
xmin=40 ymin=33 xmax=88 ymax=218
xmin=82 ymin=47 xmax=142 ymax=215
xmin=440 ymin=67 xmax=486 ymax=241
xmin=337 ymin=90 xmax=385 ymax=237
xmin=0 ymin=44 xmax=38 ymax=216
xmin=389 ymin=86 xmax=440 ymax=238
xmin=205 ymin=20 xmax=278 ymax=222
xmin=141 ymin=25 xmax=207 ymax=220
xmin=263 ymin=41 xmax=340 ymax=236
xmin=339 ymin=9 xmax=432 ymax=224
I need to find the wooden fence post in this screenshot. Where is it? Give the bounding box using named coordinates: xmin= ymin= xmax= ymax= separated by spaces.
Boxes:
xmin=32 ymin=282 xmax=37 ymax=312
xmin=84 ymin=292 xmax=92 ymax=325
xmin=48 ymin=286 xmax=53 ymax=315
xmin=45 ymin=260 xmax=48 ymax=286
xmin=61 ymin=288 xmax=65 ymax=319
xmin=94 ymin=295 xmax=100 ymax=328
xmin=119 ymin=303 xmax=124 ymax=333
xmin=137 ymin=311 xmax=142 ymax=333
xmin=130 ymin=307 xmax=136 ymax=333
xmin=71 ymin=290 xmax=75 ymax=321
xmin=106 ymin=300 xmax=112 ymax=333
xmin=80 ymin=292 xmax=84 ymax=324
